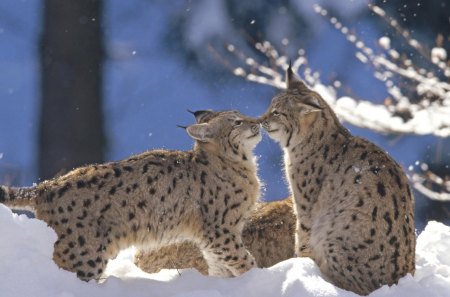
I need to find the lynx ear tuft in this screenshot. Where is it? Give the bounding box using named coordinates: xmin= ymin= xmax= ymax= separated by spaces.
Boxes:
xmin=187 ymin=109 xmax=214 ymax=123
xmin=186 ymin=123 xmax=213 ymax=142
xmin=286 ymin=63 xmax=309 ymax=92
xmin=286 ymin=61 xmax=296 ymax=89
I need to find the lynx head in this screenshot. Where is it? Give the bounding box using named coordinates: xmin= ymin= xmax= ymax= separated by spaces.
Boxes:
xmin=259 ymin=65 xmax=327 ymax=148
xmin=186 ymin=110 xmax=261 ymax=162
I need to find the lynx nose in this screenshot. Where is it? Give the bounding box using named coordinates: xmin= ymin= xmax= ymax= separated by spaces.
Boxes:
xmin=251 ymin=124 xmax=260 ymax=134
xmin=260 ymin=120 xmax=270 ymax=130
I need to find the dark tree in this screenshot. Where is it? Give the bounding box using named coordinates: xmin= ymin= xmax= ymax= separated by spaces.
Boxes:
xmin=39 ymin=0 xmax=104 ymax=180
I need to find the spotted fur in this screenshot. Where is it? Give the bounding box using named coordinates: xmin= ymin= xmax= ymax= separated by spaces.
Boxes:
xmin=1 ymin=110 xmax=262 ymax=281
xmin=135 ymin=197 xmax=296 ymax=274
xmin=259 ymin=67 xmax=415 ymax=295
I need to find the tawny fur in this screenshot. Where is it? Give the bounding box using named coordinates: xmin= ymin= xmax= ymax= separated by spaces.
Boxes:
xmin=259 ymin=67 xmax=415 ymax=295
xmin=135 ymin=197 xmax=295 ymax=274
xmin=0 ymin=110 xmax=262 ymax=281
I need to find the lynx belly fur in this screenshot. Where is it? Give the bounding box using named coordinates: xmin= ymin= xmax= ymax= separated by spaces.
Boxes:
xmin=259 ymin=66 xmax=415 ymax=295
xmin=0 ymin=110 xmax=261 ymax=281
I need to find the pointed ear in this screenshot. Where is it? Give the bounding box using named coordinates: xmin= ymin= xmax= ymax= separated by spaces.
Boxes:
xmin=186 ymin=123 xmax=214 ymax=142
xmin=187 ymin=109 xmax=214 ymax=123
xmin=286 ymin=63 xmax=309 ymax=92
xmin=293 ymin=95 xmax=326 ymax=114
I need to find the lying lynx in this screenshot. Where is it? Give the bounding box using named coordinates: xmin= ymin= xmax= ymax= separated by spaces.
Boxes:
xmin=135 ymin=197 xmax=296 ymax=274
xmin=259 ymin=66 xmax=415 ymax=295
xmin=0 ymin=110 xmax=261 ymax=281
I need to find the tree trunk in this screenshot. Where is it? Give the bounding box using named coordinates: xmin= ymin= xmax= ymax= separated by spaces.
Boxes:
xmin=39 ymin=0 xmax=104 ymax=180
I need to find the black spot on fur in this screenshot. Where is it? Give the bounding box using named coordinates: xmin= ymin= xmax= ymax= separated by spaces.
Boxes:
xmin=369 ymin=254 xmax=381 ymax=261
xmin=109 ymin=186 xmax=116 ymax=195
xmin=392 ymin=195 xmax=399 ymax=220
xmin=300 ymin=223 xmax=310 ymax=231
xmin=200 ymin=171 xmax=207 ymax=185
xmin=100 ymin=203 xmax=111 ymax=213
xmin=370 ymin=167 xmax=380 ymax=175
xmin=129 ymin=212 xmax=135 ymax=220
xmin=137 ymin=201 xmax=146 ymax=208
xmin=344 ymin=165 xmax=353 ymax=174
xmin=224 ymin=194 xmax=230 ymax=206
xmin=389 ymin=236 xmax=397 ymax=245
xmin=149 ymin=188 xmax=156 ymax=195
xmin=230 ymin=203 xmax=241 ymax=209
xmin=78 ymin=236 xmax=85 ymax=247
xmin=87 ymin=260 xmax=96 ymax=268
xmin=394 ymin=174 xmax=403 ymax=189
xmin=323 ymin=145 xmax=329 ymax=160
xmin=113 ymin=168 xmax=121 ymax=177
xmin=46 ymin=191 xmax=55 ymax=202
xmin=58 ymin=182 xmax=72 ymax=198
xmin=360 ymin=151 xmax=368 ymax=160
xmin=77 ymin=180 xmax=86 ymax=189
xmin=123 ymin=166 xmax=133 ymax=172
xmin=372 ymin=207 xmax=378 ymax=221
xmin=77 ymin=271 xmax=86 ymax=278
xmin=377 ymin=182 xmax=386 ymax=197
xmin=383 ymin=212 xmax=393 ymax=235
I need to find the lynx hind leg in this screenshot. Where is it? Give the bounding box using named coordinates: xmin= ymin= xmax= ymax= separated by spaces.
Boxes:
xmin=200 ymin=231 xmax=256 ymax=277
xmin=53 ymin=235 xmax=109 ymax=282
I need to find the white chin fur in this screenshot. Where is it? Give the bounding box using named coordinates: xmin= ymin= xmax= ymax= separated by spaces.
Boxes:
xmin=266 ymin=129 xmax=284 ymax=144
xmin=245 ymin=133 xmax=262 ymax=150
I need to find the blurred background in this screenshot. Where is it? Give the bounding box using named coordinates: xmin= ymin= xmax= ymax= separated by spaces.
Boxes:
xmin=0 ymin=0 xmax=448 ymax=231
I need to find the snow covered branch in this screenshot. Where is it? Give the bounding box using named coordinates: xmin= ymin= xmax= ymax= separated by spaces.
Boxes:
xmin=222 ymin=5 xmax=450 ymax=138
xmin=409 ymin=164 xmax=450 ymax=202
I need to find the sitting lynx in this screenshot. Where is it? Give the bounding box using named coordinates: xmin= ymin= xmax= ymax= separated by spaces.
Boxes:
xmin=135 ymin=197 xmax=296 ymax=274
xmin=259 ymin=66 xmax=415 ymax=295
xmin=0 ymin=110 xmax=261 ymax=281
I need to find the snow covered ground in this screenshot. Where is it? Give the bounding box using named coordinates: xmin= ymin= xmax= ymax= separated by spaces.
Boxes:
xmin=1 ymin=205 xmax=449 ymax=297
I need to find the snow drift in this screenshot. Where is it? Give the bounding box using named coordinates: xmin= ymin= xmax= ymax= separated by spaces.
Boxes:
xmin=1 ymin=204 xmax=449 ymax=297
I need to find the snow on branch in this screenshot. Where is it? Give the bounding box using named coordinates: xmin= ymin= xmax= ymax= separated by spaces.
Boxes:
xmin=220 ymin=5 xmax=450 ymax=138
xmin=410 ymin=165 xmax=450 ymax=202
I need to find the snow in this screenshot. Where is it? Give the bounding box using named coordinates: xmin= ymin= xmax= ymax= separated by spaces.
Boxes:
xmin=379 ymin=37 xmax=391 ymax=50
xmin=431 ymin=47 xmax=447 ymax=64
xmin=1 ymin=204 xmax=450 ymax=297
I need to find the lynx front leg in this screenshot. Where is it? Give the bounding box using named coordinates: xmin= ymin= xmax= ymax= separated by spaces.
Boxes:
xmin=200 ymin=232 xmax=256 ymax=277
xmin=295 ymin=221 xmax=314 ymax=259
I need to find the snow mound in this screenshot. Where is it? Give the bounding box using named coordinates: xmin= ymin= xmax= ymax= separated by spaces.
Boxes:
xmin=1 ymin=204 xmax=449 ymax=297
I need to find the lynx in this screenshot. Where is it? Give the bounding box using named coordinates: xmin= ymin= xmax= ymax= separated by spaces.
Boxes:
xmin=135 ymin=196 xmax=296 ymax=274
xmin=259 ymin=66 xmax=415 ymax=295
xmin=0 ymin=110 xmax=262 ymax=281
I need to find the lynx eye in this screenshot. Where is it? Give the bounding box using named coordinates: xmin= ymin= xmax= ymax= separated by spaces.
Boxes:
xmin=272 ymin=110 xmax=280 ymax=116
xmin=234 ymin=120 xmax=243 ymax=126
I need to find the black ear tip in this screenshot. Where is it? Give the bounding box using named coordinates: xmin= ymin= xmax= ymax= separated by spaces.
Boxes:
xmin=287 ymin=60 xmax=294 ymax=75
xmin=176 ymin=124 xmax=188 ymax=130
xmin=186 ymin=109 xmax=195 ymax=115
